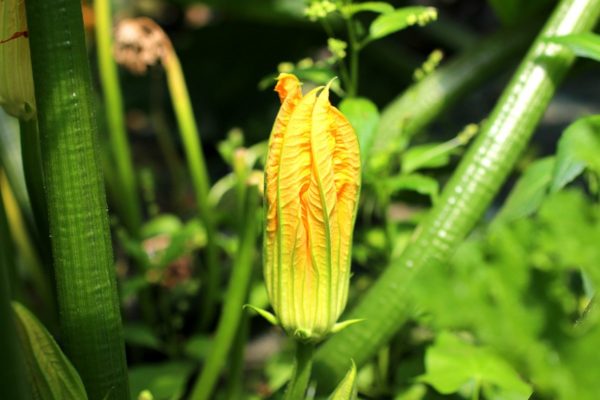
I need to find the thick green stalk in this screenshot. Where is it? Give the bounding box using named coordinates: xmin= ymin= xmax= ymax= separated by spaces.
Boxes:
xmin=314 ymin=0 xmax=600 ymax=387
xmin=189 ymin=187 xmax=259 ymax=400
xmin=284 ymin=341 xmax=315 ymax=400
xmin=369 ymin=25 xmax=536 ymax=160
xmin=95 ymin=0 xmax=142 ymax=235
xmin=0 ymin=185 xmax=29 ymax=400
xmin=163 ymin=51 xmax=219 ymax=328
xmin=24 ymin=2 xmax=130 ymax=399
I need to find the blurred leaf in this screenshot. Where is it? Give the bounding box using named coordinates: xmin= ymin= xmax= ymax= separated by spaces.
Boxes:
xmin=402 ymin=142 xmax=451 ymax=174
xmin=129 ymin=362 xmax=193 ymax=400
xmin=140 ymin=215 xmax=183 ymax=239
xmin=342 ymin=2 xmax=394 ymax=16
xmin=551 ymin=115 xmax=600 ymax=193
xmin=339 ymin=97 xmax=379 ymax=165
xmin=420 ymin=331 xmax=532 ymax=399
xmin=183 ymin=335 xmax=212 ymax=360
xmin=369 ymin=7 xmax=437 ymax=41
xmin=124 ymin=324 xmax=162 ymax=351
xmin=329 ymin=361 xmax=358 ymax=399
xmin=495 ymin=157 xmax=555 ymax=223
xmin=546 ymin=33 xmax=600 ymax=63
xmin=13 ymin=302 xmax=88 ymax=400
xmin=385 ymin=173 xmax=439 ymax=203
xmin=158 ymin=219 xmax=206 ymax=268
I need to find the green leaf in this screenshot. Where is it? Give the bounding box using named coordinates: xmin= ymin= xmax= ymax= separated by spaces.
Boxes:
xmin=419 ymin=331 xmax=532 ymax=399
xmin=12 ymin=302 xmax=88 ymax=400
xmin=495 ymin=157 xmax=555 ymax=223
xmin=551 ymin=115 xmax=600 ymax=193
xmin=385 ymin=173 xmax=439 ymax=203
xmin=129 ymin=362 xmax=193 ymax=400
xmin=339 ymin=97 xmax=380 ymax=166
xmin=402 ymin=142 xmax=451 ymax=174
xmin=329 ymin=361 xmax=358 ymax=400
xmin=546 ymin=33 xmax=600 ymax=63
xmin=369 ymin=7 xmax=437 ymax=41
xmin=342 ymin=2 xmax=394 ymax=17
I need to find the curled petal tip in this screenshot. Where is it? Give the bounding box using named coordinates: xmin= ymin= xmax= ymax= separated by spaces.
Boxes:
xmin=274 ymin=73 xmax=302 ymax=103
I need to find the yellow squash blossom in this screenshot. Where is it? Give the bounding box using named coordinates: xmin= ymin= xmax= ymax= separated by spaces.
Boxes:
xmin=0 ymin=0 xmax=35 ymax=120
xmin=263 ymin=73 xmax=361 ymax=342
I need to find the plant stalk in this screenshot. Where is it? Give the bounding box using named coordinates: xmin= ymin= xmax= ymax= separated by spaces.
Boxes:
xmin=24 ymin=1 xmax=130 ymax=398
xmin=313 ymin=0 xmax=600 ymax=388
xmin=189 ymin=186 xmax=259 ymax=400
xmin=162 ymin=50 xmax=219 ymax=329
xmin=285 ymin=341 xmax=315 ymax=400
xmin=95 ymin=0 xmax=142 ymax=235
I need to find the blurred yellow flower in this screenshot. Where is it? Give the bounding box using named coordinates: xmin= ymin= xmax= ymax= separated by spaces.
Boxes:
xmin=263 ymin=73 xmax=361 ymax=341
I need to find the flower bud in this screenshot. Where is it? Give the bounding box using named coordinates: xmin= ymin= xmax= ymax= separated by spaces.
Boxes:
xmin=0 ymin=0 xmax=35 ymax=120
xmin=263 ymin=73 xmax=361 ymax=341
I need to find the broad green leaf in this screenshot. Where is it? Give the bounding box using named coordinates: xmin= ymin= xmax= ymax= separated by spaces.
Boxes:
xmin=342 ymin=2 xmax=394 ymax=17
xmin=551 ymin=116 xmax=600 ymax=192
xmin=339 ymin=97 xmax=380 ymax=166
xmin=385 ymin=173 xmax=439 ymax=203
xmin=546 ymin=33 xmax=600 ymax=63
xmin=369 ymin=7 xmax=437 ymax=41
xmin=329 ymin=361 xmax=358 ymax=399
xmin=495 ymin=157 xmax=555 ymax=223
xmin=129 ymin=362 xmax=193 ymax=400
xmin=183 ymin=335 xmax=212 ymax=360
xmin=419 ymin=331 xmax=532 ymax=399
xmin=13 ymin=302 xmax=88 ymax=400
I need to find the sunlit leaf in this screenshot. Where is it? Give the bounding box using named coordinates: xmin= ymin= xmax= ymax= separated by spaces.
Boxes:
xmin=129 ymin=362 xmax=193 ymax=400
xmin=342 ymin=2 xmax=394 ymax=17
xmin=551 ymin=115 xmax=600 ymax=193
xmin=495 ymin=157 xmax=555 ymax=223
xmin=419 ymin=331 xmax=532 ymax=399
xmin=546 ymin=33 xmax=600 ymax=63
xmin=369 ymin=7 xmax=437 ymax=41
xmin=339 ymin=97 xmax=379 ymax=166
xmin=329 ymin=361 xmax=358 ymax=399
xmin=385 ymin=173 xmax=439 ymax=203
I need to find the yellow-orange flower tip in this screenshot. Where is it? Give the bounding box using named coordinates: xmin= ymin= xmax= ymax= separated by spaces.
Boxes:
xmin=263 ymin=73 xmax=361 ymax=342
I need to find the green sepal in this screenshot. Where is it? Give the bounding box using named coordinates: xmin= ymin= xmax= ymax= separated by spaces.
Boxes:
xmin=329 ymin=361 xmax=358 ymax=400
xmin=244 ymin=304 xmax=279 ymax=326
xmin=331 ymin=319 xmax=364 ymax=334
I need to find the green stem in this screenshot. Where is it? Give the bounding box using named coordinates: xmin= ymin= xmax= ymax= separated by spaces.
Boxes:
xmin=285 ymin=341 xmax=315 ymax=400
xmin=162 ymin=51 xmax=219 ymax=329
xmin=0 ymin=185 xmax=29 ymax=400
xmin=225 ymin=313 xmax=250 ymax=400
xmin=24 ymin=1 xmax=130 ymax=399
xmin=313 ymin=0 xmax=600 ymax=389
xmin=95 ymin=0 xmax=142 ymax=235
xmin=370 ymin=25 xmax=537 ymax=160
xmin=189 ymin=186 xmax=259 ymax=400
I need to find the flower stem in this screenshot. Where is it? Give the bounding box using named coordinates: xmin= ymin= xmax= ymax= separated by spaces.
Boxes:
xmin=24 ymin=1 xmax=130 ymax=398
xmin=95 ymin=0 xmax=142 ymax=236
xmin=285 ymin=341 xmax=315 ymax=400
xmin=189 ymin=186 xmax=259 ymax=400
xmin=162 ymin=51 xmax=219 ymax=329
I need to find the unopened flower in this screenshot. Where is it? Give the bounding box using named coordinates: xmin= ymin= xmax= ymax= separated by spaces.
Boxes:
xmin=0 ymin=0 xmax=35 ymax=120
xmin=262 ymin=73 xmax=361 ymax=341
xmin=113 ymin=17 xmax=171 ymax=75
